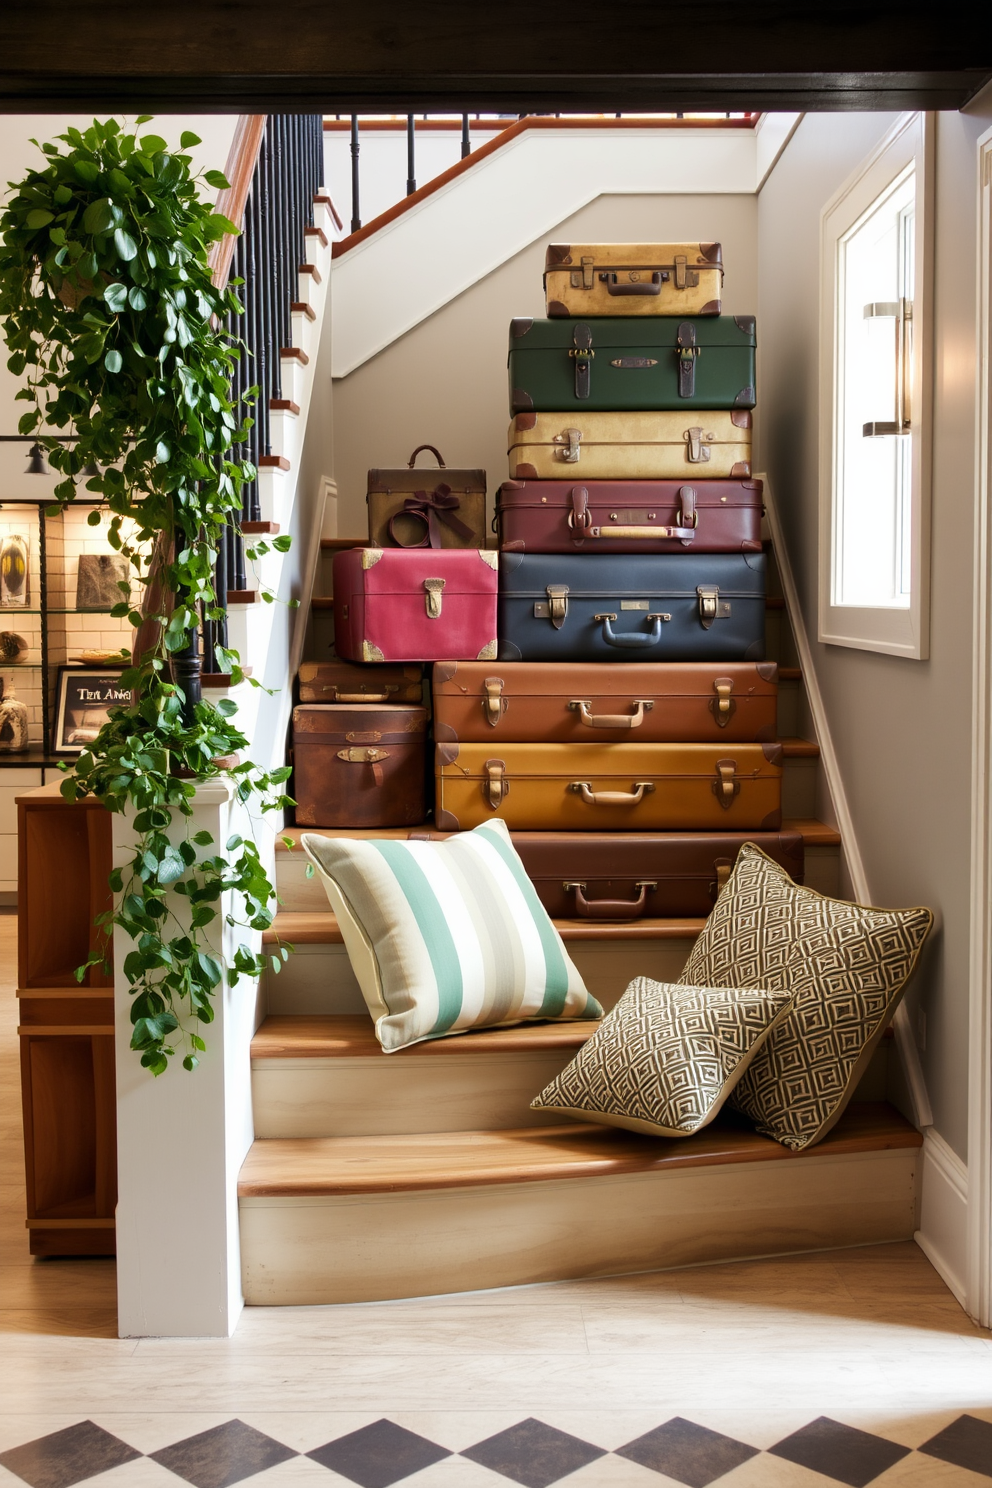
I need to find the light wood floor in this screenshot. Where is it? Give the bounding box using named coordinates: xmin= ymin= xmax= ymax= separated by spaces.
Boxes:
xmin=2 ymin=913 xmax=992 ymax=1487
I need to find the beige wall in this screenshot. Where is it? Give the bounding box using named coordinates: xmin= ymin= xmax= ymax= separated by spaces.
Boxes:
xmin=757 ymin=108 xmax=992 ymax=1161
xmin=331 ymin=193 xmax=758 ymax=537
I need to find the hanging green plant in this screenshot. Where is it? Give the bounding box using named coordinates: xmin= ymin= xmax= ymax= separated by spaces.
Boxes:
xmin=0 ymin=116 xmax=294 ymax=1075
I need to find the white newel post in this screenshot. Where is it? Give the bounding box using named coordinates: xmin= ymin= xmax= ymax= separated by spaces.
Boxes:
xmin=113 ymin=779 xmax=261 ymax=1338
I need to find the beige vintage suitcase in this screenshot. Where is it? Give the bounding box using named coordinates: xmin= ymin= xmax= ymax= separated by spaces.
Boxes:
xmin=507 ymin=411 xmax=751 ymax=481
xmin=435 ymin=741 xmax=782 ymax=832
xmin=545 ymin=242 xmax=723 ymax=318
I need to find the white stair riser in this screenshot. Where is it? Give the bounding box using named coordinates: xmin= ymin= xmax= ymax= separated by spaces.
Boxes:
xmin=252 ymin=1050 xmax=578 ymax=1138
xmin=240 ymin=1144 xmax=919 ymax=1305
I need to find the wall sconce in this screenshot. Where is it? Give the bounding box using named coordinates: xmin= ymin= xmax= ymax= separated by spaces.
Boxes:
xmin=25 ymin=443 xmax=48 ymax=475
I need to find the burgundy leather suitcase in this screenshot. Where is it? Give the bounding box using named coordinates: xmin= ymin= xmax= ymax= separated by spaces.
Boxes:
xmin=496 ymin=478 xmax=763 ymax=554
xmin=298 ymin=661 xmax=423 ymax=704
xmin=292 ymin=704 xmax=429 ymax=828
xmin=332 ymin=547 xmax=500 ymax=663
xmin=411 ymin=830 xmax=804 ymax=920
xmin=433 ymin=661 xmax=779 ymax=744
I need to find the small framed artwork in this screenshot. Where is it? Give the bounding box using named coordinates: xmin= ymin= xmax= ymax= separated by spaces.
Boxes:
xmin=54 ymin=666 xmax=130 ymax=754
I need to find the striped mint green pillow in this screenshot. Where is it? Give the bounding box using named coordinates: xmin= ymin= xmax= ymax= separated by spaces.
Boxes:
xmin=301 ymin=820 xmax=601 ymax=1051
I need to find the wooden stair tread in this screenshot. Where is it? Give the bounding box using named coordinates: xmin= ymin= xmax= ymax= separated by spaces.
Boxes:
xmin=237 ymin=1102 xmax=920 ymax=1197
xmin=275 ymin=818 xmax=841 ymax=851
xmin=785 ymin=817 xmax=842 ymax=845
xmin=781 ymin=737 xmax=820 ymax=757
xmin=264 ymin=910 xmax=707 ymax=945
xmin=252 ymin=1013 xmax=602 ymax=1059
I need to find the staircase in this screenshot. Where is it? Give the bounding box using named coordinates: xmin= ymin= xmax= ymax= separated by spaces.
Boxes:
xmin=236 ymin=525 xmax=923 ymax=1307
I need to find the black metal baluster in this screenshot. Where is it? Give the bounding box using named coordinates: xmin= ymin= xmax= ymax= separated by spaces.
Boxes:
xmin=350 ymin=115 xmax=361 ymax=232
xmin=461 ymin=114 xmax=470 ymax=159
xmin=407 ymin=115 xmax=417 ymax=195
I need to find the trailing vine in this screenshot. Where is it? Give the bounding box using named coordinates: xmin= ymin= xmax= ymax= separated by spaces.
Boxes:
xmin=0 ymin=117 xmax=294 ymax=1074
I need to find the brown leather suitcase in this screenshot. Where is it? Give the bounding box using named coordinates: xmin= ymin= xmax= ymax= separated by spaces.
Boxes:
xmin=293 ymin=704 xmax=429 ymax=828
xmin=433 ymin=661 xmax=778 ymax=745
xmin=298 ymin=661 xmax=424 ymax=704
xmin=411 ymin=830 xmax=804 ymax=920
xmin=435 ymin=741 xmax=782 ymax=832
xmin=367 ymin=445 xmax=488 ymax=549
xmin=495 ymin=478 xmax=763 ymax=554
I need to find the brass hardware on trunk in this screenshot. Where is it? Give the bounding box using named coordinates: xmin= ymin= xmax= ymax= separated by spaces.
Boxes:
xmin=571 ymin=781 xmax=655 ymax=806
xmin=361 ymin=548 xmax=384 ymax=569
xmin=697 ymin=585 xmax=731 ymax=628
xmin=555 ymin=427 xmax=583 ymax=463
xmin=582 ymin=255 xmax=594 ymax=289
xmin=610 ymin=357 xmax=658 ymax=369
xmin=337 ymin=745 xmax=390 ymax=788
xmin=483 ymin=758 xmax=508 ymax=809
xmin=711 ymin=676 xmax=735 ymax=725
xmin=546 ymin=584 xmax=569 ymax=628
xmin=423 ymin=577 xmax=445 ymax=618
xmin=714 ymin=859 xmax=733 ymax=891
xmin=362 ymin=642 xmax=386 ymax=662
xmin=483 ymin=676 xmax=506 ymax=727
xmin=712 ymin=759 xmax=740 ymax=809
xmin=685 ymin=427 xmax=711 ymax=464
xmin=569 ymin=698 xmax=653 ymax=729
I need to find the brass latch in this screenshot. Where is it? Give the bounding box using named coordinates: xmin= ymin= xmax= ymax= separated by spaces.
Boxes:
xmin=554 ymin=427 xmax=583 ymax=464
xmin=685 ymin=427 xmax=712 ymax=464
xmin=712 ymin=759 xmax=739 ymax=810
xmin=711 ymin=676 xmax=735 ymax=725
xmin=483 ymin=676 xmax=506 ymax=727
xmin=677 ymin=322 xmax=699 ymax=398
xmin=424 ymin=577 xmax=445 ymax=618
xmin=337 ymin=746 xmax=390 ymax=788
xmin=546 ymin=585 xmax=569 ymax=628
xmin=697 ymin=586 xmax=731 ymax=629
xmin=484 ymin=758 xmax=508 ymax=809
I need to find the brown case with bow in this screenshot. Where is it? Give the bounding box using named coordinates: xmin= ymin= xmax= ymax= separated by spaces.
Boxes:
xmin=434 ymin=741 xmax=783 ymax=832
xmin=433 ymin=661 xmax=778 ymax=744
xmin=495 ymin=479 xmax=763 ymax=554
xmin=367 ymin=444 xmax=488 ymax=549
xmin=410 ymin=829 xmax=804 ymax=920
xmin=292 ymin=704 xmax=429 ymax=828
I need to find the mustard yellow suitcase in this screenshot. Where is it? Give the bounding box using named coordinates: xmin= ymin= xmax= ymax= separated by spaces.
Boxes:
xmin=507 ymin=411 xmax=751 ymax=481
xmin=545 ymin=242 xmax=723 ymax=318
xmin=434 ymin=741 xmax=782 ymax=832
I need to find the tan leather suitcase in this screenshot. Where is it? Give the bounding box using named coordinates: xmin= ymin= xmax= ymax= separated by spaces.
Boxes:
xmin=507 ymin=411 xmax=751 ymax=480
xmin=298 ymin=661 xmax=424 ymax=704
xmin=293 ymin=704 xmax=429 ymax=828
xmin=367 ymin=444 xmax=487 ymax=549
xmin=435 ymin=741 xmax=782 ymax=832
xmin=433 ymin=661 xmax=779 ymax=744
xmin=544 ymin=242 xmax=723 ymax=318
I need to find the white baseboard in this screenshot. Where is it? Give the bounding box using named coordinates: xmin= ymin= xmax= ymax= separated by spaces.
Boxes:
xmin=916 ymin=1127 xmax=969 ymax=1310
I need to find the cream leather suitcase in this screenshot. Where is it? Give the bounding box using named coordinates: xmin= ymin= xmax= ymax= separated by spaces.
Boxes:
xmin=545 ymin=242 xmax=723 ymax=318
xmin=435 ymin=741 xmax=783 ymax=832
xmin=507 ymin=411 xmax=751 ymax=481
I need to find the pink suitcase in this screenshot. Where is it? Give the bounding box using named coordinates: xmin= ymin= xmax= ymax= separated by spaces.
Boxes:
xmin=496 ymin=478 xmax=763 ymax=554
xmin=332 ymin=547 xmax=500 ymax=663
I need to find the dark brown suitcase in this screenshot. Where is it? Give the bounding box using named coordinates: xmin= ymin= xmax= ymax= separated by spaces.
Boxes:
xmin=433 ymin=660 xmax=778 ymax=744
xmin=411 ymin=830 xmax=804 ymax=920
xmin=292 ymin=704 xmax=428 ymax=828
xmin=298 ymin=661 xmax=424 ymax=704
xmin=496 ymin=478 xmax=763 ymax=554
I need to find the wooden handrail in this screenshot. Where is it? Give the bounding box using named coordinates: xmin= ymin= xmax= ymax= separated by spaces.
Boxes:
xmin=209 ymin=114 xmax=267 ymax=290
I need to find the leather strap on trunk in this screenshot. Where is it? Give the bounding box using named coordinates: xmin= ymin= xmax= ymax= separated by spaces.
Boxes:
xmin=484 ymin=758 xmax=508 ymax=809
xmin=677 ymin=322 xmax=698 ymax=398
xmin=570 ymin=323 xmax=594 ymax=400
xmin=712 ymin=760 xmax=740 ymax=809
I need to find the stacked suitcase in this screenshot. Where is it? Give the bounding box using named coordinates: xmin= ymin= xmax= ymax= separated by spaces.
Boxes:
xmin=292 ymin=241 xmax=803 ymax=918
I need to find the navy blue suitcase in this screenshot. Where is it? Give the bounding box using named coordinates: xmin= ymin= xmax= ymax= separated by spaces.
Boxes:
xmin=498 ymin=551 xmax=765 ymax=662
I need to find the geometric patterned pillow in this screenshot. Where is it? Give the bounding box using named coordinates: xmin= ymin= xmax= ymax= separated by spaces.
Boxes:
xmin=530 ymin=977 xmax=793 ymax=1138
xmin=680 ymin=843 xmax=932 ymax=1150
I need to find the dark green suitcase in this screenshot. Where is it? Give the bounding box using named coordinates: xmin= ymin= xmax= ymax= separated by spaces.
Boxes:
xmin=508 ymin=315 xmax=756 ymax=414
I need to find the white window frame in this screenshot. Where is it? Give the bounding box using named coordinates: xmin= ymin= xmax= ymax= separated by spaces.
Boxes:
xmin=818 ymin=112 xmax=934 ymax=659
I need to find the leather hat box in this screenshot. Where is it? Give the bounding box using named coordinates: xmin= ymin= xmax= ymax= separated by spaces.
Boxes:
xmin=367 ymin=444 xmax=487 ymax=549
xmin=432 ymin=660 xmax=779 ymax=744
xmin=293 ymin=704 xmax=429 ymax=829
xmin=333 ymin=547 xmax=499 ymax=664
xmin=507 ymin=410 xmax=752 ymax=481
xmin=544 ymin=242 xmax=723 ymax=318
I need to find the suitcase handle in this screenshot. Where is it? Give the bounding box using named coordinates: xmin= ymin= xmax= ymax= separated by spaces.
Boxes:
xmin=322 ymin=689 xmax=395 ymax=702
xmin=569 ymin=699 xmax=654 ymax=730
xmin=595 ymin=613 xmax=671 ymax=648
xmin=408 ymin=444 xmax=446 ymax=468
xmin=602 ymin=271 xmax=662 ymax=297
xmin=570 ymin=781 xmax=655 ymax=807
xmin=565 ymin=880 xmax=657 ymax=920
xmin=588 ymin=525 xmax=696 ymax=542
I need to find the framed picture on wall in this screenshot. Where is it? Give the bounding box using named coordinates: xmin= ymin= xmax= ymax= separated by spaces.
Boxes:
xmin=53 ymin=666 xmax=130 ymax=754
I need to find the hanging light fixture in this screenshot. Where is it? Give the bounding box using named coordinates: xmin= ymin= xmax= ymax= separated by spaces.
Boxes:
xmin=25 ymin=443 xmax=48 ymax=475
xmin=82 ymin=459 xmax=100 ymax=479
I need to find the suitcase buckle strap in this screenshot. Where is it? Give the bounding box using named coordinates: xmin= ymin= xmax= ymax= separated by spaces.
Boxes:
xmin=697 ymin=585 xmax=731 ymax=628
xmin=712 ymin=759 xmax=740 ymax=810
xmin=674 ymin=255 xmax=701 ymax=292
xmin=336 ymin=746 xmax=390 ymax=789
xmin=569 ymin=324 xmax=595 ymax=400
xmin=677 ymin=322 xmax=699 ymax=398
xmin=596 ymin=612 xmax=671 ymax=648
xmin=423 ymin=577 xmax=445 ymax=618
xmin=571 ymin=781 xmax=656 ymax=807
xmin=484 ymin=758 xmax=508 ymax=809
xmin=711 ymin=676 xmax=735 ymax=726
xmin=677 ymin=484 xmax=697 ymax=544
xmin=554 ymin=427 xmax=583 ymax=463
xmin=565 ymin=880 xmax=658 ymax=920
xmin=712 ymin=859 xmax=733 ymax=896
xmin=581 ymin=255 xmax=595 ymax=289
xmin=567 ymin=486 xmax=592 ymax=534
xmin=483 ymin=676 xmax=506 ymax=727
xmin=546 ymin=585 xmax=570 ymax=628
xmin=685 ymin=426 xmax=711 ymax=463
xmin=569 ymin=698 xmax=654 ymax=729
